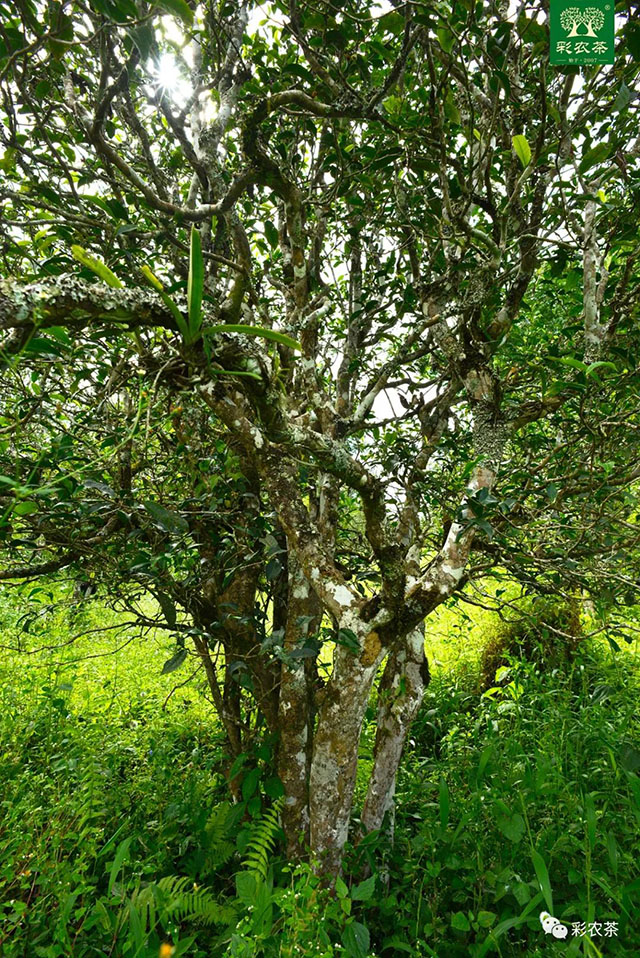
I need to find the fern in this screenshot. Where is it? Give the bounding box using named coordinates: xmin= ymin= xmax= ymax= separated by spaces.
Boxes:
xmin=242 ymin=798 xmax=284 ymax=880
xmin=117 ymin=804 xmax=242 ymax=949
xmin=154 ymin=874 xmax=235 ymax=925
xmin=203 ymin=802 xmax=242 ymax=870
xmin=225 ymin=801 xmax=285 ymax=954
xmin=121 ymin=873 xmax=235 ymax=945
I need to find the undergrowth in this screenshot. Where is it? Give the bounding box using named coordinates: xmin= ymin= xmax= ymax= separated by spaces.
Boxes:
xmin=1 ymin=586 xmax=639 ymax=956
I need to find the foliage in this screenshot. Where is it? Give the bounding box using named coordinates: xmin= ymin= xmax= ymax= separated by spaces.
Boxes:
xmin=375 ymin=639 xmax=640 ymax=956
xmin=2 ymin=588 xmax=639 ymax=955
xmin=0 ymin=594 xmax=239 ymax=957
xmin=2 ymin=0 xmax=640 ymax=881
xmin=478 ymin=594 xmax=584 ymax=690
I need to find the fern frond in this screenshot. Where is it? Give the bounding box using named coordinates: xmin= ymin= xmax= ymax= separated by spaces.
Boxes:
xmin=121 ymin=873 xmax=235 ymax=943
xmin=242 ymin=798 xmax=284 ymax=880
xmin=154 ymin=874 xmax=235 ymax=926
xmin=204 ymin=802 xmax=242 ymax=869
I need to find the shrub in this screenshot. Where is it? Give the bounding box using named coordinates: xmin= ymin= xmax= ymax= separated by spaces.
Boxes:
xmin=479 ymin=595 xmax=583 ymax=691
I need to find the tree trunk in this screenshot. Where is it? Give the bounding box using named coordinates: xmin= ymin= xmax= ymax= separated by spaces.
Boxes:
xmin=308 ymin=630 xmax=386 ymax=875
xmin=361 ymin=626 xmax=429 ymax=835
xmin=277 ymin=559 xmax=322 ymax=858
xmin=191 ymin=634 xmax=243 ymax=800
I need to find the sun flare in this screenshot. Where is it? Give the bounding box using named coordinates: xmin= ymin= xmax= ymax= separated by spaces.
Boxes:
xmin=154 ymin=52 xmax=182 ymax=94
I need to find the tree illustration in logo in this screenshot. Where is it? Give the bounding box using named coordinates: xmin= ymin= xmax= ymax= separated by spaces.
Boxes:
xmin=560 ymin=6 xmax=605 ymax=37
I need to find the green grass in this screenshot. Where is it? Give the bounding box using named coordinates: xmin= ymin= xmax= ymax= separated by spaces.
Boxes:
xmin=1 ymin=583 xmax=640 ymax=957
xmin=0 ymin=585 xmax=238 ymax=957
xmin=383 ymin=640 xmax=640 ymax=957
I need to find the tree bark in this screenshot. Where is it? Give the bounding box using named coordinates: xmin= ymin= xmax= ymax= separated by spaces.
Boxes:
xmin=308 ymin=630 xmax=386 ymax=875
xmin=361 ymin=626 xmax=429 ymax=835
xmin=277 ymin=558 xmax=322 ymax=858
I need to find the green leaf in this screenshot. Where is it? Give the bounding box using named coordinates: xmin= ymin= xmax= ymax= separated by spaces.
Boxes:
xmin=241 ymin=767 xmax=260 ymax=801
xmin=235 ymin=871 xmax=257 ymax=905
xmin=512 ymin=135 xmax=531 ymax=168
xmin=477 ymin=911 xmax=497 ymax=928
xmin=496 ymin=811 xmax=525 ymax=843
xmin=129 ymin=23 xmax=155 ymax=58
xmin=549 ymin=355 xmax=588 ymax=373
xmin=620 ymin=744 xmax=640 ymax=773
xmin=379 ymin=940 xmax=414 ymax=955
xmin=107 ymin=0 xmax=138 ymax=21
xmin=127 ymin=900 xmax=144 ymax=949
xmin=0 ymin=147 xmax=17 ymax=172
xmin=606 ymin=830 xmax=618 ymax=876
xmin=483 ymin=892 xmax=544 ymax=952
xmin=439 ymin=777 xmax=450 ymax=830
xmin=47 ymin=326 xmax=73 ymax=346
xmin=208 ymin=324 xmax=301 ymax=351
xmin=159 ymin=289 xmax=189 ymax=340
xmin=143 ymin=500 xmax=189 ymax=534
xmin=579 ymin=143 xmax=610 ymax=175
xmin=228 ymin=753 xmax=247 ymax=782
xmin=289 ymin=644 xmax=319 ymax=660
xmin=156 ymin=0 xmax=194 ymax=25
xmin=584 ymin=794 xmax=596 ymax=851
xmin=474 ymin=518 xmax=494 ymax=540
xmin=382 ymin=94 xmax=402 ymax=115
xmin=0 ymin=477 xmax=21 ymax=490
xmin=476 ymin=744 xmax=493 ymax=783
xmin=530 ymin=848 xmax=553 ymax=913
xmin=264 ymin=775 xmax=284 ymax=799
xmin=208 ymin=367 xmax=262 ymax=380
xmin=156 ymin=591 xmax=177 ymax=628
xmin=22 ymin=337 xmax=67 ymax=358
xmin=71 ymin=245 xmax=122 ymax=289
xmin=451 ymin=911 xmax=471 ymax=932
xmin=342 ymin=921 xmax=370 ymax=958
xmin=141 ymin=264 xmax=164 ymax=292
xmin=264 ymin=221 xmax=279 ymax=249
xmin=352 ymin=875 xmax=376 ymax=901
xmin=12 ymin=500 xmax=38 ymax=516
xmin=336 ymin=627 xmax=360 ymax=653
xmin=187 ymin=225 xmax=204 ymax=340
xmin=586 ymin=360 xmax=616 ymax=378
xmin=335 ymin=876 xmax=349 ymax=899
xmin=161 ymin=648 xmax=187 ymax=674
xmin=83 ymin=479 xmax=115 ymax=498
xmin=443 ymin=92 xmax=461 ymax=125
xmin=108 ymin=836 xmax=132 ymax=894
xmin=614 ymin=83 xmax=632 ymax=112
xmin=265 ymin=557 xmax=282 ymax=581
xmin=436 ymin=27 xmax=455 ymax=52
xmin=545 ymin=483 xmax=559 ymax=502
